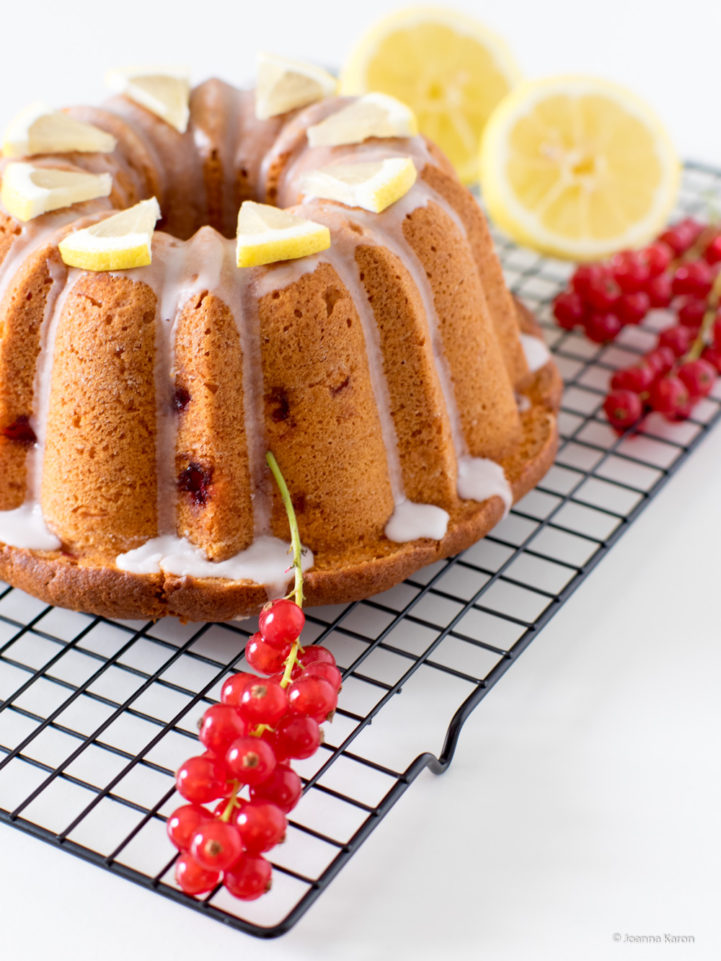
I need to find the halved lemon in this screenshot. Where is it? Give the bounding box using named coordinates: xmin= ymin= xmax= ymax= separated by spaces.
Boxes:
xmin=106 ymin=67 xmax=190 ymax=133
xmin=1 ymin=163 xmax=112 ymax=221
xmin=300 ymin=157 xmax=417 ymax=213
xmin=236 ymin=201 xmax=331 ymax=267
xmin=340 ymin=7 xmax=520 ymax=183
xmin=58 ymin=197 xmax=161 ymax=270
xmin=3 ymin=102 xmax=116 ymax=158
xmin=479 ymin=75 xmax=680 ymax=260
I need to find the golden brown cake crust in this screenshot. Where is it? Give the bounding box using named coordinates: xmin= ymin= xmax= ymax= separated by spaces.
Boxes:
xmin=0 ymin=303 xmax=559 ymax=622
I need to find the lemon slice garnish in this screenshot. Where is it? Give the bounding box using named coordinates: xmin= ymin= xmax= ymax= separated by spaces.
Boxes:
xmin=236 ymin=201 xmax=331 ymax=267
xmin=340 ymin=7 xmax=520 ymax=183
xmin=479 ymin=75 xmax=680 ymax=260
xmin=58 ymin=197 xmax=161 ymax=270
xmin=306 ymin=93 xmax=417 ymax=148
xmin=3 ymin=102 xmax=117 ymax=158
xmin=106 ymin=67 xmax=190 ymax=133
xmin=256 ymin=53 xmax=337 ymax=120
xmin=300 ymin=157 xmax=417 ymax=213
xmin=1 ymin=162 xmax=112 ymax=221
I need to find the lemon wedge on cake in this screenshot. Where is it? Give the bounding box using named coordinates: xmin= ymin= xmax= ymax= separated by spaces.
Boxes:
xmin=105 ymin=67 xmax=190 ymax=133
xmin=1 ymin=163 xmax=112 ymax=221
xmin=479 ymin=75 xmax=680 ymax=260
xmin=341 ymin=7 xmax=520 ymax=183
xmin=3 ymin=102 xmax=117 ymax=158
xmin=256 ymin=53 xmax=337 ymax=119
xmin=300 ymin=157 xmax=417 ymax=213
xmin=306 ymin=93 xmax=417 ymax=148
xmin=236 ymin=201 xmax=331 ymax=267
xmin=58 ymin=197 xmax=161 ymax=270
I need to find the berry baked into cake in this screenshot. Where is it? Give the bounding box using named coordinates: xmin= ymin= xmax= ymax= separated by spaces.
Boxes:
xmin=0 ymin=57 xmax=560 ymax=621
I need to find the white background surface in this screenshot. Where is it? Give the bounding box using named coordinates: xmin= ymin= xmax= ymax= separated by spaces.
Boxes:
xmin=1 ymin=1 xmax=720 ymax=959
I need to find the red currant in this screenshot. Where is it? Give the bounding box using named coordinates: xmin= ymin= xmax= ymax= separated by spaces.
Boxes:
xmin=646 ymin=273 xmax=673 ymax=308
xmin=176 ymin=754 xmax=229 ymax=804
xmin=659 ymin=218 xmax=703 ymax=255
xmin=585 ymin=277 xmax=621 ymax=313
xmin=191 ymin=820 xmax=243 ymax=872
xmin=644 ymin=346 xmax=676 ymax=378
xmin=643 ymin=241 xmax=673 ymax=276
xmin=658 ymin=326 xmax=693 ymax=357
xmin=610 ymin=364 xmax=654 ymax=394
xmin=702 ymin=346 xmax=721 ymax=373
xmin=571 ymin=263 xmax=606 ymax=298
xmin=245 ymin=632 xmax=289 ymax=675
xmin=677 ymin=359 xmax=716 ymax=399
xmin=299 ymin=646 xmax=336 ymax=669
xmin=672 ymin=261 xmax=713 ymax=298
xmin=677 ymin=297 xmax=707 ymax=330
xmin=220 ymin=672 xmax=256 ymax=707
xmin=175 ymin=852 xmax=221 ymax=896
xmin=250 ymin=763 xmax=303 ymax=813
xmin=584 ymin=312 xmax=622 ymax=343
xmin=239 ymin=680 xmax=288 ymax=726
xmin=603 ymin=389 xmax=643 ymax=431
xmin=617 ymin=291 xmax=650 ymax=325
xmin=223 ymin=854 xmax=272 ymax=901
xmin=552 ymin=291 xmax=586 ymax=330
xmin=259 ymin=599 xmax=306 ymax=648
xmin=610 ymin=250 xmax=649 ymax=292
xmin=649 ymin=376 xmax=690 ymax=418
xmin=199 ymin=704 xmax=247 ymax=755
xmin=272 ymin=714 xmax=322 ymax=761
xmin=704 ymin=234 xmax=721 ymax=265
xmin=287 ymin=676 xmax=337 ymax=723
xmin=167 ymin=804 xmax=212 ymax=852
xmin=226 ymin=736 xmax=277 ymax=786
xmin=234 ymin=800 xmax=287 ymax=854
xmin=303 ymin=662 xmax=342 ymax=692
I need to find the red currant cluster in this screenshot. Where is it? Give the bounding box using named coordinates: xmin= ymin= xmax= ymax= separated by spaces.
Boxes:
xmin=168 ymin=599 xmax=341 ymax=900
xmin=552 ymin=218 xmax=721 ymax=431
xmin=167 ymin=451 xmax=340 ymax=902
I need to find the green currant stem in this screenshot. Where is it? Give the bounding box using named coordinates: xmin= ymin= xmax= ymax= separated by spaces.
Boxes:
xmin=220 ymin=781 xmax=241 ymax=822
xmin=685 ymin=270 xmax=721 ymax=362
xmin=279 ymin=638 xmax=304 ymax=690
xmin=266 ymin=451 xmax=304 ymax=609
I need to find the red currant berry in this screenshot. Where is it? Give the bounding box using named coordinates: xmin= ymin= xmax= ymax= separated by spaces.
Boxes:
xmin=659 ymin=218 xmax=703 ymax=255
xmin=176 ymin=755 xmax=228 ymax=804
xmin=610 ymin=364 xmax=654 ymax=394
xmin=199 ymin=704 xmax=247 ymax=756
xmin=239 ymin=680 xmax=288 ymax=726
xmin=649 ymin=376 xmax=691 ymax=418
xmin=643 ymin=241 xmax=673 ymax=276
xmin=234 ymin=800 xmax=287 ymax=854
xmin=287 ymin=676 xmax=337 ymax=723
xmin=658 ymin=325 xmax=693 ymax=357
xmin=167 ymin=804 xmax=212 ymax=852
xmin=571 ymin=263 xmax=606 ymax=298
xmin=299 ymin=646 xmax=336 ymax=669
xmin=617 ymin=291 xmax=650 ymax=325
xmin=250 ymin=763 xmax=303 ymax=813
xmin=702 ymin=346 xmax=721 ymax=373
xmin=672 ymin=261 xmax=713 ymax=298
xmin=220 ymin=672 xmax=256 ymax=707
xmin=584 ymin=312 xmax=622 ymax=343
xmin=713 ymin=315 xmax=721 ymax=349
xmin=677 ymin=359 xmax=716 ymax=400
xmin=224 ymin=854 xmax=272 ymax=901
xmin=175 ymin=852 xmax=221 ymax=896
xmin=645 ymin=273 xmax=673 ymax=308
xmin=677 ymin=297 xmax=707 ymax=330
xmin=585 ymin=277 xmax=621 ymax=313
xmin=704 ymin=234 xmax=721 ymax=265
xmin=303 ymin=662 xmax=342 ymax=692
xmin=245 ymin=632 xmax=289 ymax=675
xmin=603 ymin=389 xmax=643 ymax=431
xmin=610 ymin=250 xmax=649 ymax=292
xmin=259 ymin=599 xmax=306 ymax=649
xmin=644 ymin=346 xmax=676 ymax=377
xmin=552 ymin=291 xmax=586 ymax=330
xmin=190 ymin=820 xmax=243 ymax=872
xmin=272 ymin=714 xmax=322 ymax=761
xmin=226 ymin=736 xmax=277 ymax=786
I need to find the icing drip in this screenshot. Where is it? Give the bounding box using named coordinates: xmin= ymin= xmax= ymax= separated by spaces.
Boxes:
xmin=520 ymin=332 xmax=550 ymax=373
xmin=385 ymin=500 xmax=450 ymax=542
xmin=457 ymin=456 xmax=512 ymax=517
xmin=0 ymin=502 xmax=60 ymax=551
xmin=116 ymin=533 xmax=313 ymax=600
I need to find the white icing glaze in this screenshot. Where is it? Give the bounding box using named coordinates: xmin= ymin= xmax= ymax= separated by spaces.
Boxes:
xmin=515 ymin=392 xmax=531 ymax=412
xmin=457 ymin=456 xmax=512 ymax=517
xmin=0 ymin=502 xmax=61 ymax=551
xmin=385 ymin=500 xmax=449 ymax=542
xmin=116 ymin=533 xmax=313 ymax=599
xmin=520 ymin=332 xmax=550 ymax=373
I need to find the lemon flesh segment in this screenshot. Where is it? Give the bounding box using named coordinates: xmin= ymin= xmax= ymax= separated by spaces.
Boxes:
xmin=236 ymin=201 xmax=331 ymax=267
xmin=307 ymin=93 xmax=417 ymax=148
xmin=58 ymin=197 xmax=161 ymax=270
xmin=480 ymin=77 xmax=680 ymax=260
xmin=106 ymin=68 xmax=190 ymax=133
xmin=1 ymin=163 xmax=113 ymax=221
xmin=256 ymin=53 xmax=337 ymax=120
xmin=300 ymin=157 xmax=417 ymax=213
xmin=341 ymin=8 xmax=520 ymax=183
xmin=3 ymin=102 xmax=117 ymax=158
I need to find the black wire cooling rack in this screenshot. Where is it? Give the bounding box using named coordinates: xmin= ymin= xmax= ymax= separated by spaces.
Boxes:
xmin=0 ymin=161 xmax=719 ymax=939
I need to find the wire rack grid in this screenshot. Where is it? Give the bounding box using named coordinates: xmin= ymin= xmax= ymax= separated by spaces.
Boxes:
xmin=0 ymin=161 xmax=719 ymax=939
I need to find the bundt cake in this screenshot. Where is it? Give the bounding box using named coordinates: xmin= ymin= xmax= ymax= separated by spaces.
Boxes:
xmin=0 ymin=69 xmax=560 ymax=621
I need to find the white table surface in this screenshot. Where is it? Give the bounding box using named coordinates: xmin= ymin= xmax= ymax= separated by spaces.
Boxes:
xmin=1 ymin=1 xmax=720 ymax=958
